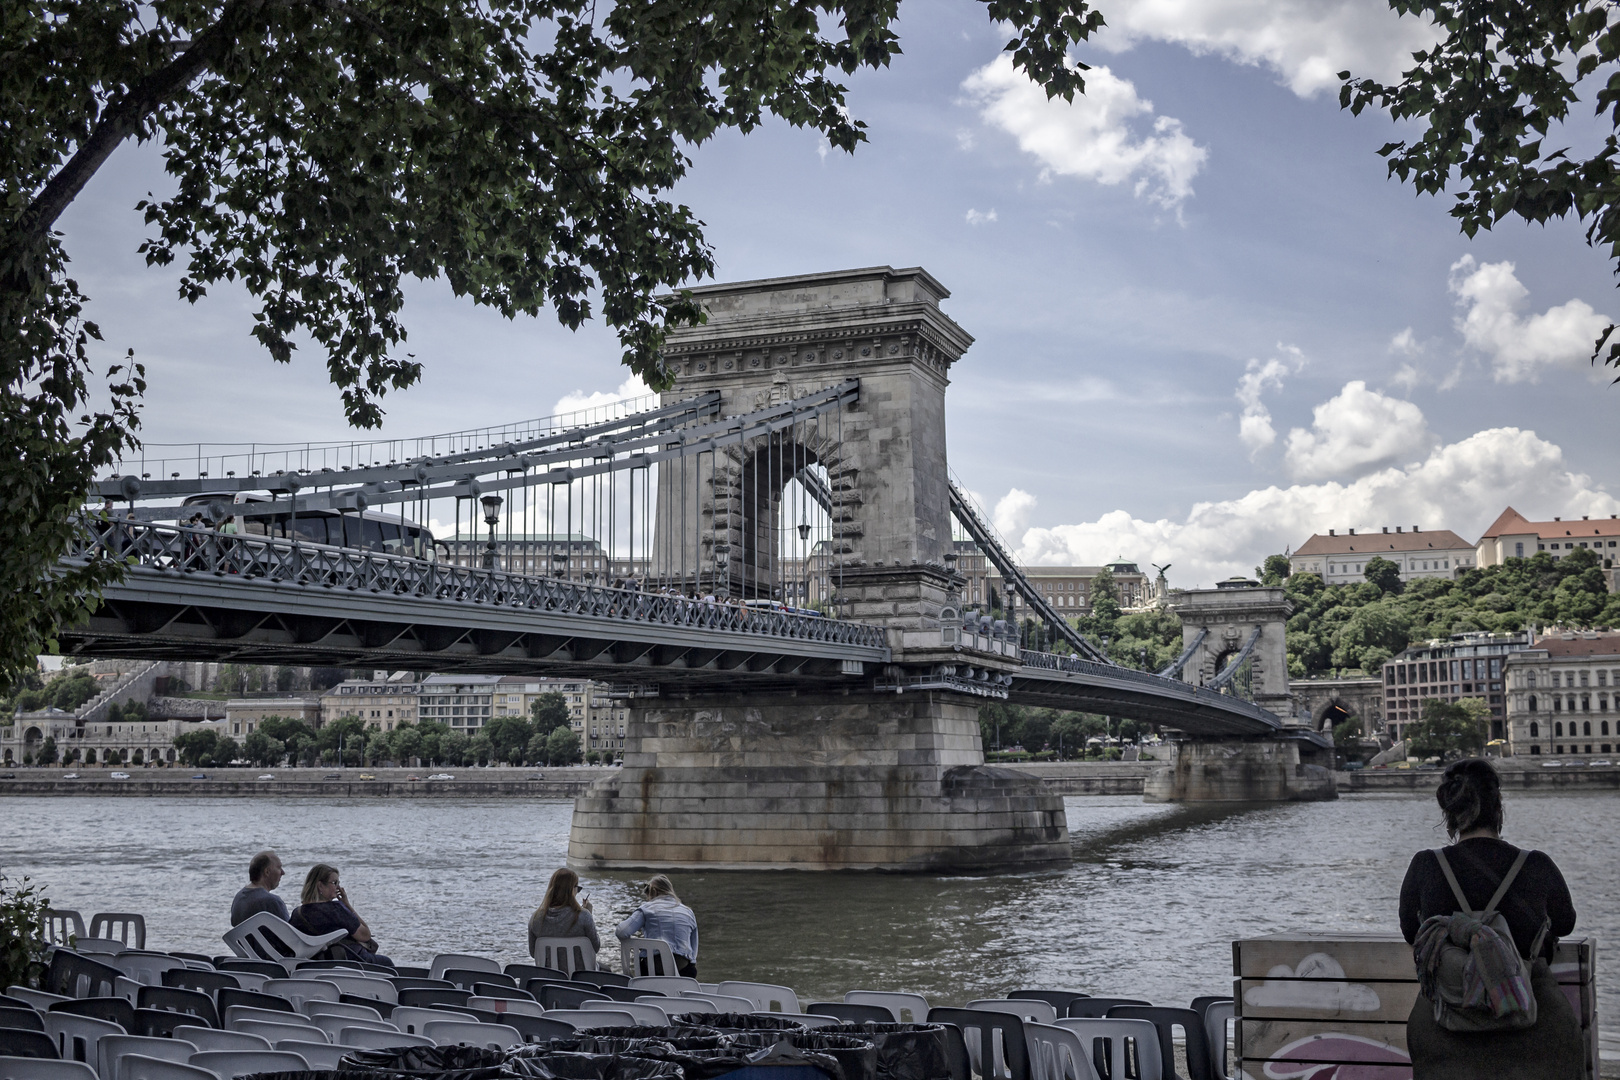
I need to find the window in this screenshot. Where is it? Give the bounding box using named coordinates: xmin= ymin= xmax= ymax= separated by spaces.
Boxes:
xmin=1527 ymin=672 xmax=1537 ymax=688
xmin=1602 ymin=672 xmax=1610 ymax=687
xmin=1516 ymin=542 xmax=1525 ymax=557
xmin=1528 ymin=695 xmax=1538 ymax=712
xmin=1555 ymin=722 xmax=1564 ymax=736
xmin=1530 ymin=721 xmax=1540 ymax=737
xmin=1581 ymin=671 xmax=1590 ymax=687
xmin=1604 ymin=721 xmax=1611 ymax=736
xmin=1585 ymin=721 xmax=1593 ymax=736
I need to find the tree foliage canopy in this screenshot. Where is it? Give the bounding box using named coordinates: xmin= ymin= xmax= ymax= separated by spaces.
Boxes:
xmin=1341 ymin=0 xmax=1620 ymax=375
xmin=1 ymin=0 xmax=1104 ymax=692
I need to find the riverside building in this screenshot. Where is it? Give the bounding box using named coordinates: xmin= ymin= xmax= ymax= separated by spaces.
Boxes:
xmin=1382 ymin=632 xmax=1529 ymax=742
xmin=319 ymin=674 xmax=421 ymax=731
xmin=1504 ymin=631 xmax=1620 ymax=756
xmin=417 ymin=674 xmax=502 ymax=731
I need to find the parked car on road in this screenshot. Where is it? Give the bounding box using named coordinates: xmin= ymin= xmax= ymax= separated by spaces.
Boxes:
xmin=257 ymin=774 xmax=275 ymax=780
xmin=190 ymin=774 xmax=207 ymax=779
xmin=358 ymin=773 xmax=376 ymax=780
xmin=427 ymin=773 xmax=454 ymax=781
xmin=62 ymin=773 xmax=80 ymax=780
xmin=109 ymin=772 xmax=130 ymax=780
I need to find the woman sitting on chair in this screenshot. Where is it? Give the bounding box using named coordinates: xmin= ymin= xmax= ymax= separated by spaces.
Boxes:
xmin=616 ymin=874 xmax=699 ymax=978
xmin=529 ymin=867 xmax=600 ymax=959
xmin=290 ymin=863 xmax=396 ymax=970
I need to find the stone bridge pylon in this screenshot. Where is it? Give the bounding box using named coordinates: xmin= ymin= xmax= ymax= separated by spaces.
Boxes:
xmin=567 ymin=267 xmax=1070 ymax=870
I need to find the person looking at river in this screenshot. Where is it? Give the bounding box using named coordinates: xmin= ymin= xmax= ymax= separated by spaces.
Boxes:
xmin=1398 ymin=758 xmax=1581 ymax=1079
xmin=230 ymin=850 xmax=288 ymax=926
xmin=290 ymin=863 xmax=396 ymax=970
xmin=528 ymin=867 xmax=600 ymax=959
xmin=616 ymin=874 xmax=699 ymax=977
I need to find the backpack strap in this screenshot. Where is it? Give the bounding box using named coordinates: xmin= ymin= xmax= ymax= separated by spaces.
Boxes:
xmin=1482 ymin=849 xmax=1531 ymax=920
xmin=1432 ymin=848 xmax=1474 ymax=914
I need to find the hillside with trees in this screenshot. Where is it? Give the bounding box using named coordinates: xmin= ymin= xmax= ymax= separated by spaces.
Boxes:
xmin=1265 ymin=549 xmax=1620 ymax=677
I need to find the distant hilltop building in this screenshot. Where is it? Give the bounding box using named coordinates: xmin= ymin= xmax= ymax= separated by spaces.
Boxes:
xmin=1289 ymin=526 xmax=1475 ymax=585
xmin=1477 ymin=507 xmax=1620 ymax=567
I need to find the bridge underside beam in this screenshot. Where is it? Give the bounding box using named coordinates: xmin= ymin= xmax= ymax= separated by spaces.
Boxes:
xmin=1007 ymin=672 xmax=1280 ymax=737
xmin=61 ymin=583 xmax=882 ymax=692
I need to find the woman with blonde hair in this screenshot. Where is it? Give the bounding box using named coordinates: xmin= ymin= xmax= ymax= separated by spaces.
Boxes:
xmin=615 ymin=873 xmax=699 ymax=977
xmin=289 ymin=862 xmax=395 ymax=969
xmin=528 ymin=867 xmax=600 ymax=958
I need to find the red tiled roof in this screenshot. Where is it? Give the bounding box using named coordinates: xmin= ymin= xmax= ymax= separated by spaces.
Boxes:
xmin=1533 ymin=633 xmax=1620 ymax=658
xmin=1480 ymin=506 xmax=1620 ymax=539
xmin=1293 ymin=530 xmax=1472 ymax=556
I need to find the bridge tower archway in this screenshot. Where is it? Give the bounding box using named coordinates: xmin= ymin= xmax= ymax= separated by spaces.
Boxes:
xmin=1169 ymin=584 xmax=1294 ymax=719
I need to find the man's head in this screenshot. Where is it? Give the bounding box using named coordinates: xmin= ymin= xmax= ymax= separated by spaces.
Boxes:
xmin=248 ymin=850 xmax=283 ymax=890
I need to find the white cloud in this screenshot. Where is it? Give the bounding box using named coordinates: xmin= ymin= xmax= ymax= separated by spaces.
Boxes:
xmin=552 ymin=373 xmax=652 ymax=418
xmin=1284 ymin=380 xmax=1432 ymax=480
xmin=965 ymin=208 xmax=999 ymax=226
xmin=1389 ymin=363 xmax=1422 ymax=393
xmin=1449 ymin=255 xmax=1611 ymax=383
xmin=1009 ymin=427 xmax=1620 ymax=588
xmin=961 ymin=56 xmax=1207 ymax=209
xmin=1234 ymin=347 xmax=1302 ymax=454
xmin=1093 ymin=0 xmax=1442 ymax=97
xmin=1389 ymin=327 xmax=1422 ymax=356
xmin=994 ymin=488 xmax=1039 ymax=545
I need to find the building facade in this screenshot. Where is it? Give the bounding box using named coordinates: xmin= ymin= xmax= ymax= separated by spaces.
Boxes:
xmin=0 ymin=713 xmax=220 ymax=766
xmin=1291 ymin=527 xmax=1476 ymax=585
xmin=1382 ymin=632 xmax=1529 ymax=742
xmin=225 ymin=695 xmax=322 ymax=737
xmin=1503 ymin=632 xmax=1620 ymax=756
xmin=1477 ymin=507 xmax=1620 ymax=567
xmin=319 ymin=677 xmax=420 ymax=731
xmin=983 ymin=557 xmax=1154 ymax=614
xmin=417 ymin=674 xmax=502 ymax=731
xmin=495 ymin=676 xmax=629 ymax=758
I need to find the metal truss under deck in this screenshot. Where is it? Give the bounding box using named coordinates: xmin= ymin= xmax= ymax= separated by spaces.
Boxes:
xmin=1012 ymin=650 xmax=1280 ymax=736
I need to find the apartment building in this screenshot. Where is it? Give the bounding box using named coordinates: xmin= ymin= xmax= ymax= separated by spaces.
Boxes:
xmin=319 ymin=676 xmax=421 ymax=732
xmin=494 ymin=676 xmax=630 ymax=757
xmin=1291 ymin=527 xmax=1476 ymax=585
xmin=1381 ymin=632 xmax=1529 ymax=742
xmin=1503 ymin=632 xmax=1620 ymax=756
xmin=417 ymin=674 xmax=503 ymax=731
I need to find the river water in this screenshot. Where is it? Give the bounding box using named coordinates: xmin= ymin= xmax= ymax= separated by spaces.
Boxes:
xmin=2 ymin=791 xmax=1614 ymax=1058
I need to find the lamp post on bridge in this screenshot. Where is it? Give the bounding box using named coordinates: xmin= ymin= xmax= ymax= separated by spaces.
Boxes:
xmin=481 ymin=495 xmax=503 ymax=570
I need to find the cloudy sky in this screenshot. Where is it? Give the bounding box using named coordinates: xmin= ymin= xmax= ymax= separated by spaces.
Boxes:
xmin=60 ymin=0 xmax=1620 ymax=588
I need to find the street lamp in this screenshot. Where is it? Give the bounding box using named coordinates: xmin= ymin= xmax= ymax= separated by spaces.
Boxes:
xmin=480 ymin=494 xmax=503 ymax=570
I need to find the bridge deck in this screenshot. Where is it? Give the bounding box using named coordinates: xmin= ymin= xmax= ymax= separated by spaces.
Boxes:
xmin=1011 ymin=650 xmax=1281 ymax=736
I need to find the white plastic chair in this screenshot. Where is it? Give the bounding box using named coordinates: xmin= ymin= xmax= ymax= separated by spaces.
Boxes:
xmin=468 ymin=994 xmax=545 ymax=1017
xmin=1204 ymin=1001 xmax=1234 ymax=1080
xmin=233 ymin=1018 xmax=329 ymax=1045
xmin=421 ymin=1018 xmax=523 ymax=1047
xmin=1024 ymin=1022 xmax=1101 ymax=1080
xmin=541 ymin=1009 xmax=637 ymax=1030
xmin=969 ymin=999 xmax=1059 ymax=1025
xmin=41 ymin=909 xmax=87 ymax=946
xmin=276 ymin=1038 xmax=348 ymax=1068
xmin=170 ymin=1026 xmax=271 ymax=1053
xmin=221 ymin=912 xmax=346 ymax=972
xmin=618 ymin=938 xmax=678 ymax=978
xmin=845 ymin=990 xmax=929 ymax=1024
xmin=112 ymin=954 xmax=186 ymax=987
xmin=597 ymin=1001 xmax=678 ymax=1026
xmin=191 ymin=1049 xmax=309 ymax=1076
xmin=340 ymin=1025 xmax=436 ymax=1049
xmin=535 ymin=937 xmax=597 ymax=975
xmin=390 ymin=1006 xmax=467 ymax=1035
xmin=677 ymin=992 xmax=758 ymax=1014
xmin=89 ymin=914 xmax=147 ymax=951
xmin=223 ymin=1005 xmax=302 ymax=1028
xmin=304 ymin=999 xmax=384 ymax=1023
xmin=0 ymin=1058 xmax=98 ymax=1079
xmin=114 ymin=974 xmax=143 ymax=1005
xmin=718 ymin=981 xmax=800 ymax=1013
xmin=629 ymin=975 xmax=700 ymax=995
xmin=73 ymin=938 xmax=127 ymax=955
xmin=98 ymin=1035 xmax=197 ymax=1080
xmin=43 ymin=1011 xmax=124 ymax=1064
xmin=429 ymin=954 xmax=501 ymax=981
xmin=6 ymin=987 xmax=70 ymax=1011
xmin=117 ymin=1054 xmax=218 ymax=1080
xmin=263 ymin=978 xmax=340 ymax=1011
xmin=308 ymin=970 xmax=397 ymax=1002
xmin=309 ymin=1013 xmax=398 ymax=1041
xmin=1055 ymin=1018 xmax=1163 ymax=1080
xmin=759 ymin=1011 xmax=841 ymax=1030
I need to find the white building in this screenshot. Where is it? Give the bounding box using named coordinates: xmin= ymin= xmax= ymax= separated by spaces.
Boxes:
xmin=416 ymin=674 xmax=502 ymax=731
xmin=1476 ymin=507 xmax=1620 ymax=567
xmin=1290 ymin=527 xmax=1476 ymax=585
xmin=1503 ymin=632 xmax=1620 ymax=757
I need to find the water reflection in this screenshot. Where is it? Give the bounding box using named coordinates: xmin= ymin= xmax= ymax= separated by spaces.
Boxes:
xmin=0 ymin=792 xmax=1612 ymax=1057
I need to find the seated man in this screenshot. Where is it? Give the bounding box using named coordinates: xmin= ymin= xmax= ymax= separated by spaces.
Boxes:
xmin=230 ymin=850 xmax=289 ymax=925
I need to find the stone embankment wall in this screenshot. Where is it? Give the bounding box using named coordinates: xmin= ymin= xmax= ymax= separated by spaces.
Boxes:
xmin=1341 ymin=762 xmax=1620 ymax=792
xmin=1004 ymin=761 xmax=1155 ymax=794
xmin=0 ymin=765 xmax=615 ymax=798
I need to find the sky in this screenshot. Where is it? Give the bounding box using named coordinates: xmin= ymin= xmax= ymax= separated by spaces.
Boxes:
xmin=57 ymin=0 xmax=1620 ymax=589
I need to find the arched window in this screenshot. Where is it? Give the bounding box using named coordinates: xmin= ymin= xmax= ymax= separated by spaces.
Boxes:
xmin=1527 ymin=672 xmax=1538 ymax=688
xmin=1555 ymin=722 xmax=1564 ymax=737
xmin=1584 ymin=721 xmax=1593 ymax=736
xmin=1604 ymin=721 xmax=1611 ymax=737
xmin=1528 ymin=695 xmax=1538 ymax=712
xmin=1530 ymin=721 xmax=1540 ymax=737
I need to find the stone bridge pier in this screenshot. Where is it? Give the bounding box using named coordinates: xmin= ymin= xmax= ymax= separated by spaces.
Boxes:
xmin=1144 ymin=584 xmax=1337 ymax=803
xmin=568 ymin=268 xmax=1069 ymax=871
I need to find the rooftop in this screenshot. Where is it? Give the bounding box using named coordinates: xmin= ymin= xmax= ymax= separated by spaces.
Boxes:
xmin=1479 ymin=506 xmax=1620 ymax=539
xmin=1528 ymin=632 xmax=1620 ymax=658
xmin=1294 ymin=528 xmax=1472 ymax=556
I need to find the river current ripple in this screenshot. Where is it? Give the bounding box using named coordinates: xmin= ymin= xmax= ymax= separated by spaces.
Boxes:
xmin=2 ymin=791 xmax=1614 ymax=1057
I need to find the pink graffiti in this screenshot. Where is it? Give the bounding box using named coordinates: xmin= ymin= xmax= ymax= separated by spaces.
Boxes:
xmin=1262 ymin=1033 xmax=1412 ymax=1080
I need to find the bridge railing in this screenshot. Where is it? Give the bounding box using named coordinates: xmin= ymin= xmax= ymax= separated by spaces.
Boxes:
xmin=68 ymin=520 xmax=890 ymax=651
xmin=1019 ymin=648 xmax=1280 ymax=726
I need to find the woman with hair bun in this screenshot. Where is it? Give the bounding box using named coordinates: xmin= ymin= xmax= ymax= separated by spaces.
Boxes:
xmin=1399 ymin=758 xmax=1581 ymax=1078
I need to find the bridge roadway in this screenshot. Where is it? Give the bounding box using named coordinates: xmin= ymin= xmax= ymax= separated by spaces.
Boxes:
xmin=58 ymin=521 xmax=1278 ymax=735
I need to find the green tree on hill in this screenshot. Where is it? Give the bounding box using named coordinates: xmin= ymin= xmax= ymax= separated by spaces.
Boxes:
xmin=1258 ymin=554 xmax=1292 ymax=586
xmin=1362 ymin=556 xmax=1404 ymax=596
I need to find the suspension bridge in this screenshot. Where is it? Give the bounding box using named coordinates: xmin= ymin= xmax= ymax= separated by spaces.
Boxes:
xmin=64 ymin=266 xmax=1325 ymax=870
